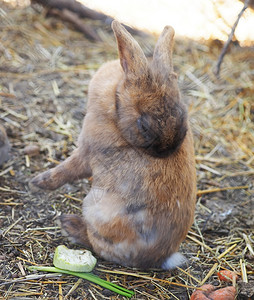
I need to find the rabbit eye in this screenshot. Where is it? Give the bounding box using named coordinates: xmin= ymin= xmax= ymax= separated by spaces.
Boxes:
xmin=137 ymin=118 xmax=145 ymax=131
xmin=137 ymin=117 xmax=148 ymax=134
xmin=137 ymin=116 xmax=155 ymax=143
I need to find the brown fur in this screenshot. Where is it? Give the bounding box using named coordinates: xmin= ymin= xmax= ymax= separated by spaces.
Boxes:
xmin=30 ymin=21 xmax=196 ymax=269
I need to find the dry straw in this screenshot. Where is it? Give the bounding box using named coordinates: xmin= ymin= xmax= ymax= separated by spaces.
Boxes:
xmin=0 ymin=1 xmax=253 ymax=299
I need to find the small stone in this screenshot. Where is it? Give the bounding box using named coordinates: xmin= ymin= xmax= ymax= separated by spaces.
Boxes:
xmin=24 ymin=144 xmax=40 ymax=156
xmin=0 ymin=124 xmax=11 ymax=166
xmin=238 ymin=281 xmax=254 ymax=298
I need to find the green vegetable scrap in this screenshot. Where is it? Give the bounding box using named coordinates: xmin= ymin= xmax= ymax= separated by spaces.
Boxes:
xmin=27 ymin=266 xmax=134 ymax=298
xmin=53 ymin=245 xmax=97 ymax=272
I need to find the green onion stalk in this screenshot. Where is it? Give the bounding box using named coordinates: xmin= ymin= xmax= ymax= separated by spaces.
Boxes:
xmin=27 ymin=266 xmax=134 ymax=298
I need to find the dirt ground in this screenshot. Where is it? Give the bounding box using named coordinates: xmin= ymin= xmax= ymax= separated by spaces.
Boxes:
xmin=0 ymin=2 xmax=253 ymax=299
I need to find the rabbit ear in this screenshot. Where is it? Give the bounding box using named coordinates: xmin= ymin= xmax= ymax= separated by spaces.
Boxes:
xmin=152 ymin=26 xmax=175 ymax=79
xmin=112 ymin=20 xmax=149 ymax=79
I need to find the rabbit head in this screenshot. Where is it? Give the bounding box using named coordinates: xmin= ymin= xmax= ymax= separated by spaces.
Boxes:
xmin=112 ymin=21 xmax=187 ymax=158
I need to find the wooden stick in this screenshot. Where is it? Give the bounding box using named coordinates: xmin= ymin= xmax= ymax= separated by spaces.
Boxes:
xmin=64 ymin=193 xmax=83 ymax=203
xmin=31 ymin=0 xmax=110 ymax=20
xmin=31 ymin=0 xmax=146 ymax=37
xmin=217 ymin=243 xmax=237 ymax=260
xmin=243 ymin=233 xmax=254 ymax=256
xmin=240 ymin=259 xmax=248 ymax=283
xmin=197 ymin=185 xmax=249 ymax=196
xmin=2 ymin=216 xmax=23 ymax=237
xmin=0 ymin=202 xmax=23 ymax=206
xmin=0 ymin=273 xmax=62 ymax=287
xmin=17 ymin=262 xmax=26 ymax=276
xmin=176 ymin=267 xmax=202 ymax=284
xmin=65 ymin=278 xmax=83 ymax=298
xmin=96 ymin=268 xmax=203 ymax=290
xmin=49 ymin=8 xmax=101 ymax=41
xmin=187 ymin=234 xmax=214 ymax=253
xmin=59 ymin=282 xmax=63 ymax=300
xmin=214 ymin=0 xmax=250 ymax=77
xmin=200 ymin=263 xmax=218 ymax=286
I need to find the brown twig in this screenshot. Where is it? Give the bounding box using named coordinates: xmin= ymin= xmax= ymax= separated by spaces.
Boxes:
xmin=49 ymin=8 xmax=101 ymax=41
xmin=31 ymin=0 xmax=110 ymax=20
xmin=96 ymin=268 xmax=204 ymax=290
xmin=197 ymin=185 xmax=249 ymax=196
xmin=31 ymin=0 xmax=146 ymax=38
xmin=214 ymin=0 xmax=250 ymax=77
xmin=0 ymin=273 xmax=62 ymax=287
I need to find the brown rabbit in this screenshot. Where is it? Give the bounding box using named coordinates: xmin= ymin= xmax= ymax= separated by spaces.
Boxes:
xmin=0 ymin=124 xmax=10 ymax=166
xmin=30 ymin=21 xmax=196 ymax=269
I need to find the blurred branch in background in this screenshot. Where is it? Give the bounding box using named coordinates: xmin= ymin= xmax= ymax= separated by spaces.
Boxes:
xmin=214 ymin=0 xmax=250 ymax=77
xmin=30 ymin=0 xmax=146 ymax=41
xmin=240 ymin=0 xmax=254 ymax=9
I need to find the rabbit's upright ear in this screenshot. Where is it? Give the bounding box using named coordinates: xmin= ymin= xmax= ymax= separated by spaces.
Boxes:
xmin=152 ymin=26 xmax=175 ymax=81
xmin=112 ymin=20 xmax=149 ymax=80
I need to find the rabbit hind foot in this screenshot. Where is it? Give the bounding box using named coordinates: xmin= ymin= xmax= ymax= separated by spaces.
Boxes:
xmin=60 ymin=214 xmax=93 ymax=250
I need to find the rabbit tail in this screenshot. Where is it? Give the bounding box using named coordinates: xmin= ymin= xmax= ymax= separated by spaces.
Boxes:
xmin=161 ymin=252 xmax=187 ymax=270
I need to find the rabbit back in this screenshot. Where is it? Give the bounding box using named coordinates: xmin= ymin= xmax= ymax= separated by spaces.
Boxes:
xmin=80 ymin=122 xmax=196 ymax=268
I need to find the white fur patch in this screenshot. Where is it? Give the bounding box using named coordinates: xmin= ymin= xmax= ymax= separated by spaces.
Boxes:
xmin=176 ymin=200 xmax=181 ymax=209
xmin=83 ymin=188 xmax=125 ymax=225
xmin=161 ymin=252 xmax=187 ymax=270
